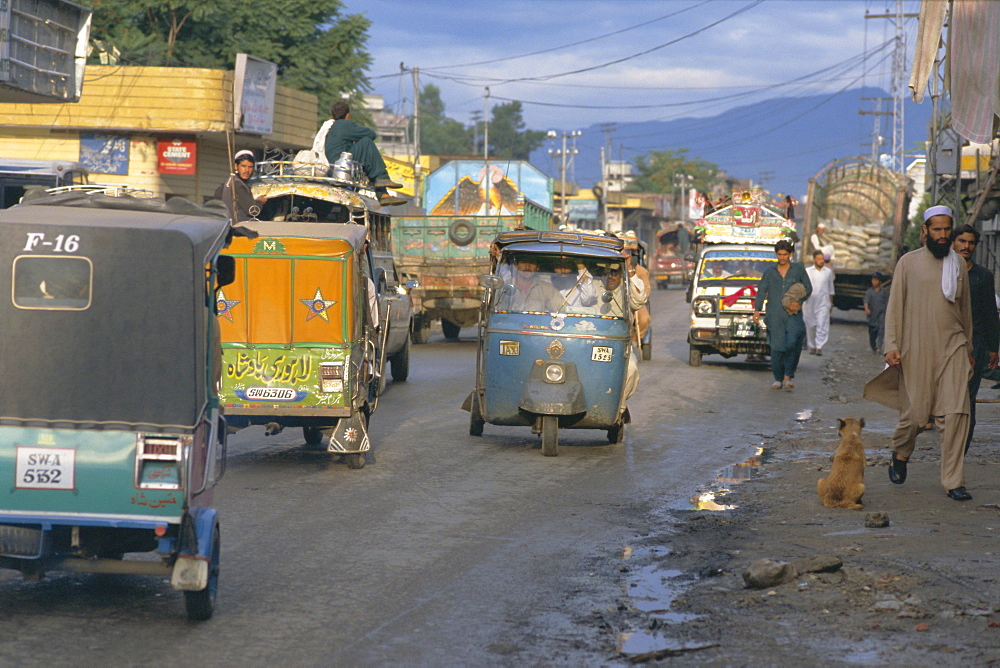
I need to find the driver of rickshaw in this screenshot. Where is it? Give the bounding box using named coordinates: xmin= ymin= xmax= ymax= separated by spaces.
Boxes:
xmin=506 ymin=255 xmax=563 ymax=312
xmin=551 ymin=257 xmax=597 ymax=309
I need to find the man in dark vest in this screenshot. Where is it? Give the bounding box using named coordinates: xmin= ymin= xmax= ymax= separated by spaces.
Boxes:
xmin=324 ymin=101 xmax=405 ymax=206
xmin=951 ymin=223 xmax=999 ymax=453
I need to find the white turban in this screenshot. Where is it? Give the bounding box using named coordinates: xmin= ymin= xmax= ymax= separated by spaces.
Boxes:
xmin=923 ymin=205 xmax=952 ymax=221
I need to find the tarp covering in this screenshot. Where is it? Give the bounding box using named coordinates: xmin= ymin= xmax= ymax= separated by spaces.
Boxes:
xmin=0 ymin=200 xmax=229 ymax=430
xmin=909 ymin=0 xmax=1000 ymax=143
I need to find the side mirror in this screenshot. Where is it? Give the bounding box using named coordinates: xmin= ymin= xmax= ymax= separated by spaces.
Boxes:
xmin=602 ymin=290 xmax=614 ymax=303
xmin=404 ymin=279 xmax=419 ymax=290
xmin=479 ymin=274 xmax=504 ymax=289
xmin=683 ymin=252 xmax=695 ymax=263
xmin=216 ymin=255 xmax=236 ymax=288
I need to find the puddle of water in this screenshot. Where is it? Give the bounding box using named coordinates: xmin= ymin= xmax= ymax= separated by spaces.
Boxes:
xmin=618 ymin=630 xmax=686 ymax=656
xmin=665 ymin=445 xmax=774 ymax=511
xmin=796 ymin=408 xmax=814 ymax=421
xmin=622 ymin=545 xmax=699 ymax=623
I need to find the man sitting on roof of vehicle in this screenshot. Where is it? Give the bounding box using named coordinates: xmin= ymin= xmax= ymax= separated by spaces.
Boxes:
xmin=324 ymin=101 xmax=406 ymax=207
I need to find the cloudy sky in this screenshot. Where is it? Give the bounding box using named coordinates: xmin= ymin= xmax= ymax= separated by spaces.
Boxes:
xmin=343 ymin=0 xmax=922 ymax=132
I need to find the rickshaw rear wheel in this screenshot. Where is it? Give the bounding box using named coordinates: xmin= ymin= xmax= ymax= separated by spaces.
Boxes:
xmin=441 ymin=318 xmax=461 ymax=340
xmin=541 ymin=416 xmax=558 ymax=456
xmin=184 ymin=522 xmax=220 ymax=622
xmin=390 ymin=336 xmax=410 ymax=381
xmin=344 ymin=453 xmax=366 ymax=469
xmin=688 ymin=345 xmax=702 ymax=367
xmin=641 ymin=341 xmax=652 ymax=361
xmin=303 ymin=426 xmax=324 ymax=445
xmin=411 ymin=315 xmax=431 ymax=344
xmin=607 ymin=422 xmax=625 ymax=444
xmin=469 ymin=392 xmax=485 ymax=436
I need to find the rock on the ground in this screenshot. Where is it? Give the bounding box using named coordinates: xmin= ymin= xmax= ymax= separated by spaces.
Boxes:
xmin=742 ymin=559 xmax=798 ymax=589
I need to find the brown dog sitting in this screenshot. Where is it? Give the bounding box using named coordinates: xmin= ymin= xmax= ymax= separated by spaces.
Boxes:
xmin=817 ymin=418 xmax=866 ymax=510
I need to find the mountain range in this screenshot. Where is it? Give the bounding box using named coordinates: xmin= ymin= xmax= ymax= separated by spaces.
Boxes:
xmin=529 ymin=86 xmax=935 ymax=202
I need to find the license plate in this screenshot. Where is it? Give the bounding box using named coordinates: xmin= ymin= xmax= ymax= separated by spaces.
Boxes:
xmin=733 ymin=322 xmax=755 ymax=338
xmin=0 ymin=525 xmax=43 ymax=557
xmin=15 ymin=447 xmax=75 ymax=490
xmin=245 ymin=387 xmax=297 ymax=401
xmin=592 ymin=346 xmax=613 ymax=362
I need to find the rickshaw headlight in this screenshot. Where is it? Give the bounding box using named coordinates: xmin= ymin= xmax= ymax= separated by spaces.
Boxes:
xmin=544 ymin=362 xmax=565 ymax=383
xmin=693 ymin=297 xmax=715 ymax=316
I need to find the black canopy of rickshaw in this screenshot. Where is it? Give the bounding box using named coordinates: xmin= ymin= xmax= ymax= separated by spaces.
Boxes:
xmin=0 ymin=193 xmax=231 ymax=432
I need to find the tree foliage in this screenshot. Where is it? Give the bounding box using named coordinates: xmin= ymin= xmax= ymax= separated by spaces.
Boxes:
xmin=487 ymin=101 xmax=546 ymax=161
xmin=417 ymin=84 xmax=473 ymax=156
xmin=82 ymin=0 xmax=372 ymax=115
xmin=630 ymin=148 xmax=721 ymax=195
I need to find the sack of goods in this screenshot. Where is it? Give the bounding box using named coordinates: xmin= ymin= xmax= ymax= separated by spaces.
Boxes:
xmin=814 ymin=218 xmax=894 ymax=270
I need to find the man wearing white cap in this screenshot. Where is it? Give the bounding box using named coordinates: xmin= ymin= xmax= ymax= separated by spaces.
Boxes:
xmin=882 ymin=205 xmax=975 ymax=501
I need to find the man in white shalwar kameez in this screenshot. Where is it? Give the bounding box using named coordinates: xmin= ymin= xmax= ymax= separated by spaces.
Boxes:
xmin=803 ymin=250 xmax=835 ymax=355
xmin=883 ymin=206 xmax=975 ymax=501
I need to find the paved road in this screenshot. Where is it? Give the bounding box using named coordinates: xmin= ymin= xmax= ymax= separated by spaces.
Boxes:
xmin=0 ymin=287 xmax=831 ymax=664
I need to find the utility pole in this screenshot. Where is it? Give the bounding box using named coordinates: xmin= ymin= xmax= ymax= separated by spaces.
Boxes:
xmin=548 ymin=130 xmax=581 ymax=225
xmin=483 ymin=87 xmax=490 ymax=215
xmin=673 ymin=173 xmax=694 ymax=222
xmin=599 ymin=124 xmax=614 ymax=229
xmin=411 ymin=66 xmax=421 ymax=207
xmin=864 ymin=2 xmax=918 ymax=173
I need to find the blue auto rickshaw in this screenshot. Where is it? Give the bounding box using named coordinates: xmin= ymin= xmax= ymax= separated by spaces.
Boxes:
xmin=463 ymin=230 xmax=635 ymax=456
xmin=0 ymin=189 xmax=232 ymax=620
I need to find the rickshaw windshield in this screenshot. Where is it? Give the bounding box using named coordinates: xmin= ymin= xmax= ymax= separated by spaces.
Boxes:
xmin=699 ymin=251 xmax=775 ymax=283
xmin=494 ymin=251 xmax=628 ymax=319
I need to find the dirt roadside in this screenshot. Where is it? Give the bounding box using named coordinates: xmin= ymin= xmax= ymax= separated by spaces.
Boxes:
xmin=604 ymin=313 xmax=1000 ymax=665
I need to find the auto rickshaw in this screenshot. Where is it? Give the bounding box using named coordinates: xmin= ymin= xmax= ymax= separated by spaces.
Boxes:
xmin=218 ymin=222 xmax=383 ymax=469
xmin=463 ymin=230 xmax=635 ymax=456
xmin=0 ymin=189 xmax=232 ymax=620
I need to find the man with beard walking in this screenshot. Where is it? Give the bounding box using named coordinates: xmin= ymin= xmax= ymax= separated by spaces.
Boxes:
xmin=883 ymin=206 xmax=975 ymax=501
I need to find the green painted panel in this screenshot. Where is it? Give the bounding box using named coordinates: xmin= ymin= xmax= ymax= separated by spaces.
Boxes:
xmin=0 ymin=427 xmax=181 ymax=518
xmin=220 ymin=347 xmax=350 ymax=410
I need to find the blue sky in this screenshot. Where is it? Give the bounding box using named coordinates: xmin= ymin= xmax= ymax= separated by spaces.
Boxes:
xmin=345 ymin=1 xmax=921 ymax=128
xmin=342 ymin=0 xmax=927 ymax=195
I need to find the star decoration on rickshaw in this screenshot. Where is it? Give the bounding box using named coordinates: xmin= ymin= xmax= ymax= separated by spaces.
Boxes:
xmin=215 ymin=289 xmax=240 ymax=321
xmin=300 ymin=287 xmax=337 ymax=322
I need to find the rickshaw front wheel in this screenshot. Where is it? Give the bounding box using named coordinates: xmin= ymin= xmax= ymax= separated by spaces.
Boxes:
xmin=303 ymin=426 xmax=324 ymax=446
xmin=184 ymin=522 xmax=220 ymax=622
xmin=469 ymin=393 xmax=484 ymax=436
xmin=541 ymin=416 xmax=558 ymax=457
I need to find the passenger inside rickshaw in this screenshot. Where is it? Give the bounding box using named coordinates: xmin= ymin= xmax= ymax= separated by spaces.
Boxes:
xmin=13 ymin=256 xmax=92 ymax=309
xmin=496 ymin=252 xmax=625 ymax=316
xmin=700 ymin=256 xmax=774 ymax=282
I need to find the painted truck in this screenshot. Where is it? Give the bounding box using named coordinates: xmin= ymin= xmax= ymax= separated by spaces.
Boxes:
xmin=801 ymin=156 xmax=912 ymax=310
xmin=393 ymin=159 xmax=554 ymax=342
xmin=687 ymin=189 xmax=797 ymax=367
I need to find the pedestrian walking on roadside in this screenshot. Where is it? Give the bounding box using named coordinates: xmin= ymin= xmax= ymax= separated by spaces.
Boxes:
xmin=863 ymin=272 xmax=889 ymax=354
xmin=782 ymin=195 xmax=796 ymax=221
xmin=882 ymin=205 xmax=975 ymax=502
xmin=753 ymin=240 xmax=812 ymax=389
xmin=803 ymin=250 xmax=835 ymax=355
xmin=951 ymin=223 xmax=999 ymax=453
